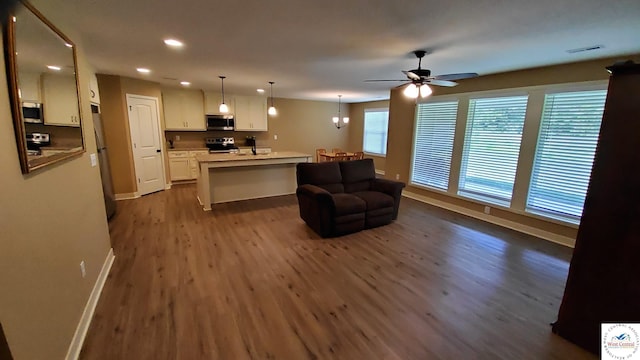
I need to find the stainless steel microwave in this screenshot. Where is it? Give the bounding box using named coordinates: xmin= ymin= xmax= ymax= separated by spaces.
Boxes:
xmin=22 ymin=102 xmax=43 ymax=124
xmin=206 ymin=114 xmax=234 ymax=131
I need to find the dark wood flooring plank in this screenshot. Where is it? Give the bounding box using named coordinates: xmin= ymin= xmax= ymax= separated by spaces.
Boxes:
xmin=79 ymin=184 xmax=595 ymax=360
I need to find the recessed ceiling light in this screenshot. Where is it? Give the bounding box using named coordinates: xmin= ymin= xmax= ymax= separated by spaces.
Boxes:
xmin=137 ymin=68 xmax=151 ymax=74
xmin=47 ymin=65 xmax=61 ymax=71
xmin=257 ymin=89 xmax=265 ymax=94
xmin=164 ymin=39 xmax=184 ymax=47
xmin=180 ymin=81 xmax=191 ymax=86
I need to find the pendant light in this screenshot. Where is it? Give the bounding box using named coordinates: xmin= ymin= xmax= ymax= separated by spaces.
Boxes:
xmin=332 ymin=95 xmax=349 ymax=129
xmin=268 ymin=81 xmax=277 ymax=116
xmin=218 ymin=75 xmax=229 ymax=113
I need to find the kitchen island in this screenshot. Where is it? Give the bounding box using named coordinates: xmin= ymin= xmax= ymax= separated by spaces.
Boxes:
xmin=196 ymin=151 xmax=312 ymax=210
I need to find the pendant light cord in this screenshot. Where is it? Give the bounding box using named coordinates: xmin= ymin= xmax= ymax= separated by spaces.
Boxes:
xmin=219 ymin=76 xmax=226 ymax=103
xmin=269 ymin=81 xmax=275 ymax=108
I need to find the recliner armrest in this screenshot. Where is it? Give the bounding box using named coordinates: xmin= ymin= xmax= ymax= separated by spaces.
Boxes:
xmin=371 ymin=178 xmax=405 ymax=196
xmin=296 ymin=184 xmax=334 ymax=204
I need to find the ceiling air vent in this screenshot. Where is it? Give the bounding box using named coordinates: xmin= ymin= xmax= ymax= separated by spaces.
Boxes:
xmin=566 ymin=45 xmax=604 ymax=54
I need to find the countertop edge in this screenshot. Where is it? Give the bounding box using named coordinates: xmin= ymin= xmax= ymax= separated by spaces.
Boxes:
xmin=196 ymin=151 xmax=312 ymax=163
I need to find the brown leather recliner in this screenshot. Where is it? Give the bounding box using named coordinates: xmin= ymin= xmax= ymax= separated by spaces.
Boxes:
xmin=296 ymin=158 xmax=405 ymax=237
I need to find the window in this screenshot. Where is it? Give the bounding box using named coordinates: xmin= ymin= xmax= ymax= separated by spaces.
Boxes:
xmin=458 ymin=96 xmax=528 ymax=205
xmin=526 ymin=90 xmax=607 ymax=222
xmin=363 ymin=109 xmax=389 ymax=156
xmin=411 ymin=100 xmax=459 ymax=190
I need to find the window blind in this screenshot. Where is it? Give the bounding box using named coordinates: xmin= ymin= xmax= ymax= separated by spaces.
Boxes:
xmin=363 ymin=109 xmax=389 ymax=155
xmin=458 ymin=96 xmax=528 ymax=205
xmin=526 ymin=90 xmax=607 ymax=222
xmin=411 ymin=100 xmax=459 ymax=190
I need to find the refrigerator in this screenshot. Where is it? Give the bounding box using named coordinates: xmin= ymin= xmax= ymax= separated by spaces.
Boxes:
xmin=92 ymin=105 xmax=117 ymax=219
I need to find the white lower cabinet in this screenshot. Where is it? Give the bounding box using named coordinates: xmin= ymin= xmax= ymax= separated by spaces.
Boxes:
xmin=189 ymin=150 xmax=208 ymax=179
xmin=168 ymin=151 xmax=190 ymax=181
xmin=169 ymin=150 xmax=208 ymax=181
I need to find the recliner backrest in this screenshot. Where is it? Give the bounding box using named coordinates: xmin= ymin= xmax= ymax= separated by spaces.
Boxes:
xmin=340 ymin=159 xmax=376 ymax=193
xmin=296 ymin=162 xmax=345 ymax=193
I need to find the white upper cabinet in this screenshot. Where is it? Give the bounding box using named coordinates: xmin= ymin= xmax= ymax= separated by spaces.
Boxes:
xmin=162 ymin=88 xmax=206 ymax=131
xmin=18 ymin=72 xmax=41 ymax=102
xmin=41 ymin=73 xmax=80 ymax=127
xmin=234 ymin=95 xmax=267 ymax=131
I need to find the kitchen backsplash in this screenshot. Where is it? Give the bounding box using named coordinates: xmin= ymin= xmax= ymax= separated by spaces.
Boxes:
xmin=165 ymin=130 xmax=270 ymax=149
xmin=24 ymin=123 xmax=83 ymax=147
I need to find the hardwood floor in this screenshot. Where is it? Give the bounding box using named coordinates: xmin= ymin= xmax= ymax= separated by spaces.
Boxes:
xmin=80 ymin=184 xmax=595 ymax=359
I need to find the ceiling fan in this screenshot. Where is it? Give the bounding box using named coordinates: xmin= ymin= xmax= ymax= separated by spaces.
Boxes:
xmin=366 ymin=50 xmax=478 ymax=98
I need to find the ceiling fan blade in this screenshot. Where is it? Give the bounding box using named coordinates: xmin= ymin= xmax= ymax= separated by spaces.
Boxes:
xmin=364 ymin=79 xmax=409 ymax=82
xmin=432 ymin=72 xmax=479 ymax=81
xmin=393 ymin=83 xmax=411 ymax=89
xmin=426 ymin=79 xmax=458 ymax=87
xmin=402 ymin=70 xmax=421 ymax=81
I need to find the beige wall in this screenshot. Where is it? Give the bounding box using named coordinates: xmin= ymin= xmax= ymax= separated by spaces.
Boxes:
xmin=0 ymin=32 xmax=112 ymax=360
xmin=97 ymin=75 xmax=166 ymax=195
xmin=382 ymin=55 xmax=640 ymax=245
xmin=100 ymin=79 xmax=350 ymax=194
xmin=265 ymin=98 xmax=349 ymax=158
xmin=167 ymin=97 xmax=350 ymax=157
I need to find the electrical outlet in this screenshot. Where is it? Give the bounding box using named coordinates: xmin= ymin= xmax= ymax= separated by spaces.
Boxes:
xmin=484 ymin=206 xmax=491 ymax=214
xmin=395 ymin=174 xmax=400 ymax=180
xmin=175 ymin=135 xmax=180 ymax=141
xmin=80 ymin=261 xmax=86 ymax=278
xmin=90 ymin=153 xmax=97 ymax=167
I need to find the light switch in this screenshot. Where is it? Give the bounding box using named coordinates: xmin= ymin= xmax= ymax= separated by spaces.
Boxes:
xmin=274 ymin=134 xmax=278 ymax=140
xmin=90 ymin=153 xmax=97 ymax=167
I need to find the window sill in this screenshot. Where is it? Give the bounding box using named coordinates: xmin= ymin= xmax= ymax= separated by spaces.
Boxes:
xmin=364 ymin=152 xmax=386 ymax=158
xmin=408 ymin=182 xmax=580 ymax=230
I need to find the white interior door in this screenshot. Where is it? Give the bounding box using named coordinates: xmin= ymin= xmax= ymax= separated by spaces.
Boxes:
xmin=126 ymin=94 xmax=166 ymax=196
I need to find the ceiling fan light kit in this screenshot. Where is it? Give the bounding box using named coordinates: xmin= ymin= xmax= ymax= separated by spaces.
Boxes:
xmin=366 ymin=50 xmax=478 ymax=99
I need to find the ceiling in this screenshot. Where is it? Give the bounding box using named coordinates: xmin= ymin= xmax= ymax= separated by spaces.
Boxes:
xmin=29 ymin=0 xmax=640 ymax=102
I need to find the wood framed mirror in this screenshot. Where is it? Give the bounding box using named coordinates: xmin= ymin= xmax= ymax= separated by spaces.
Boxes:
xmin=3 ymin=0 xmax=84 ymax=174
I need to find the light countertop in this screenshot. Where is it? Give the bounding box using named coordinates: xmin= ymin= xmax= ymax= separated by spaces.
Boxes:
xmin=196 ymin=151 xmax=311 ymax=163
xmin=167 ymin=147 xmax=208 ymax=151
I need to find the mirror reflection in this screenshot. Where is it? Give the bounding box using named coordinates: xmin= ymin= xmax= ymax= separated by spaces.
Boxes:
xmin=5 ymin=0 xmax=84 ymax=173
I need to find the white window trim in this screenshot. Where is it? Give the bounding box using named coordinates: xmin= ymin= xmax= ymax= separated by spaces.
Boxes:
xmin=363 ymin=107 xmax=389 ymax=157
xmin=524 ymin=88 xmax=608 ymax=224
xmin=410 ymin=99 xmax=459 ymax=191
xmin=408 ymin=80 xmax=608 ymax=228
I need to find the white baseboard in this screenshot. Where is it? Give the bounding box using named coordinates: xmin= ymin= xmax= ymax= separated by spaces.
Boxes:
xmin=65 ymin=248 xmax=115 ymax=360
xmin=114 ymin=192 xmax=139 ymax=200
xmin=402 ymin=190 xmax=576 ymax=248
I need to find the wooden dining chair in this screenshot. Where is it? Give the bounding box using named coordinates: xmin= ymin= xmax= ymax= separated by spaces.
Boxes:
xmin=316 ymin=148 xmax=326 ymax=162
xmin=353 ymin=151 xmax=364 ymax=160
xmin=331 ymin=148 xmax=342 ymax=154
xmin=334 ymin=152 xmax=348 ymax=162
